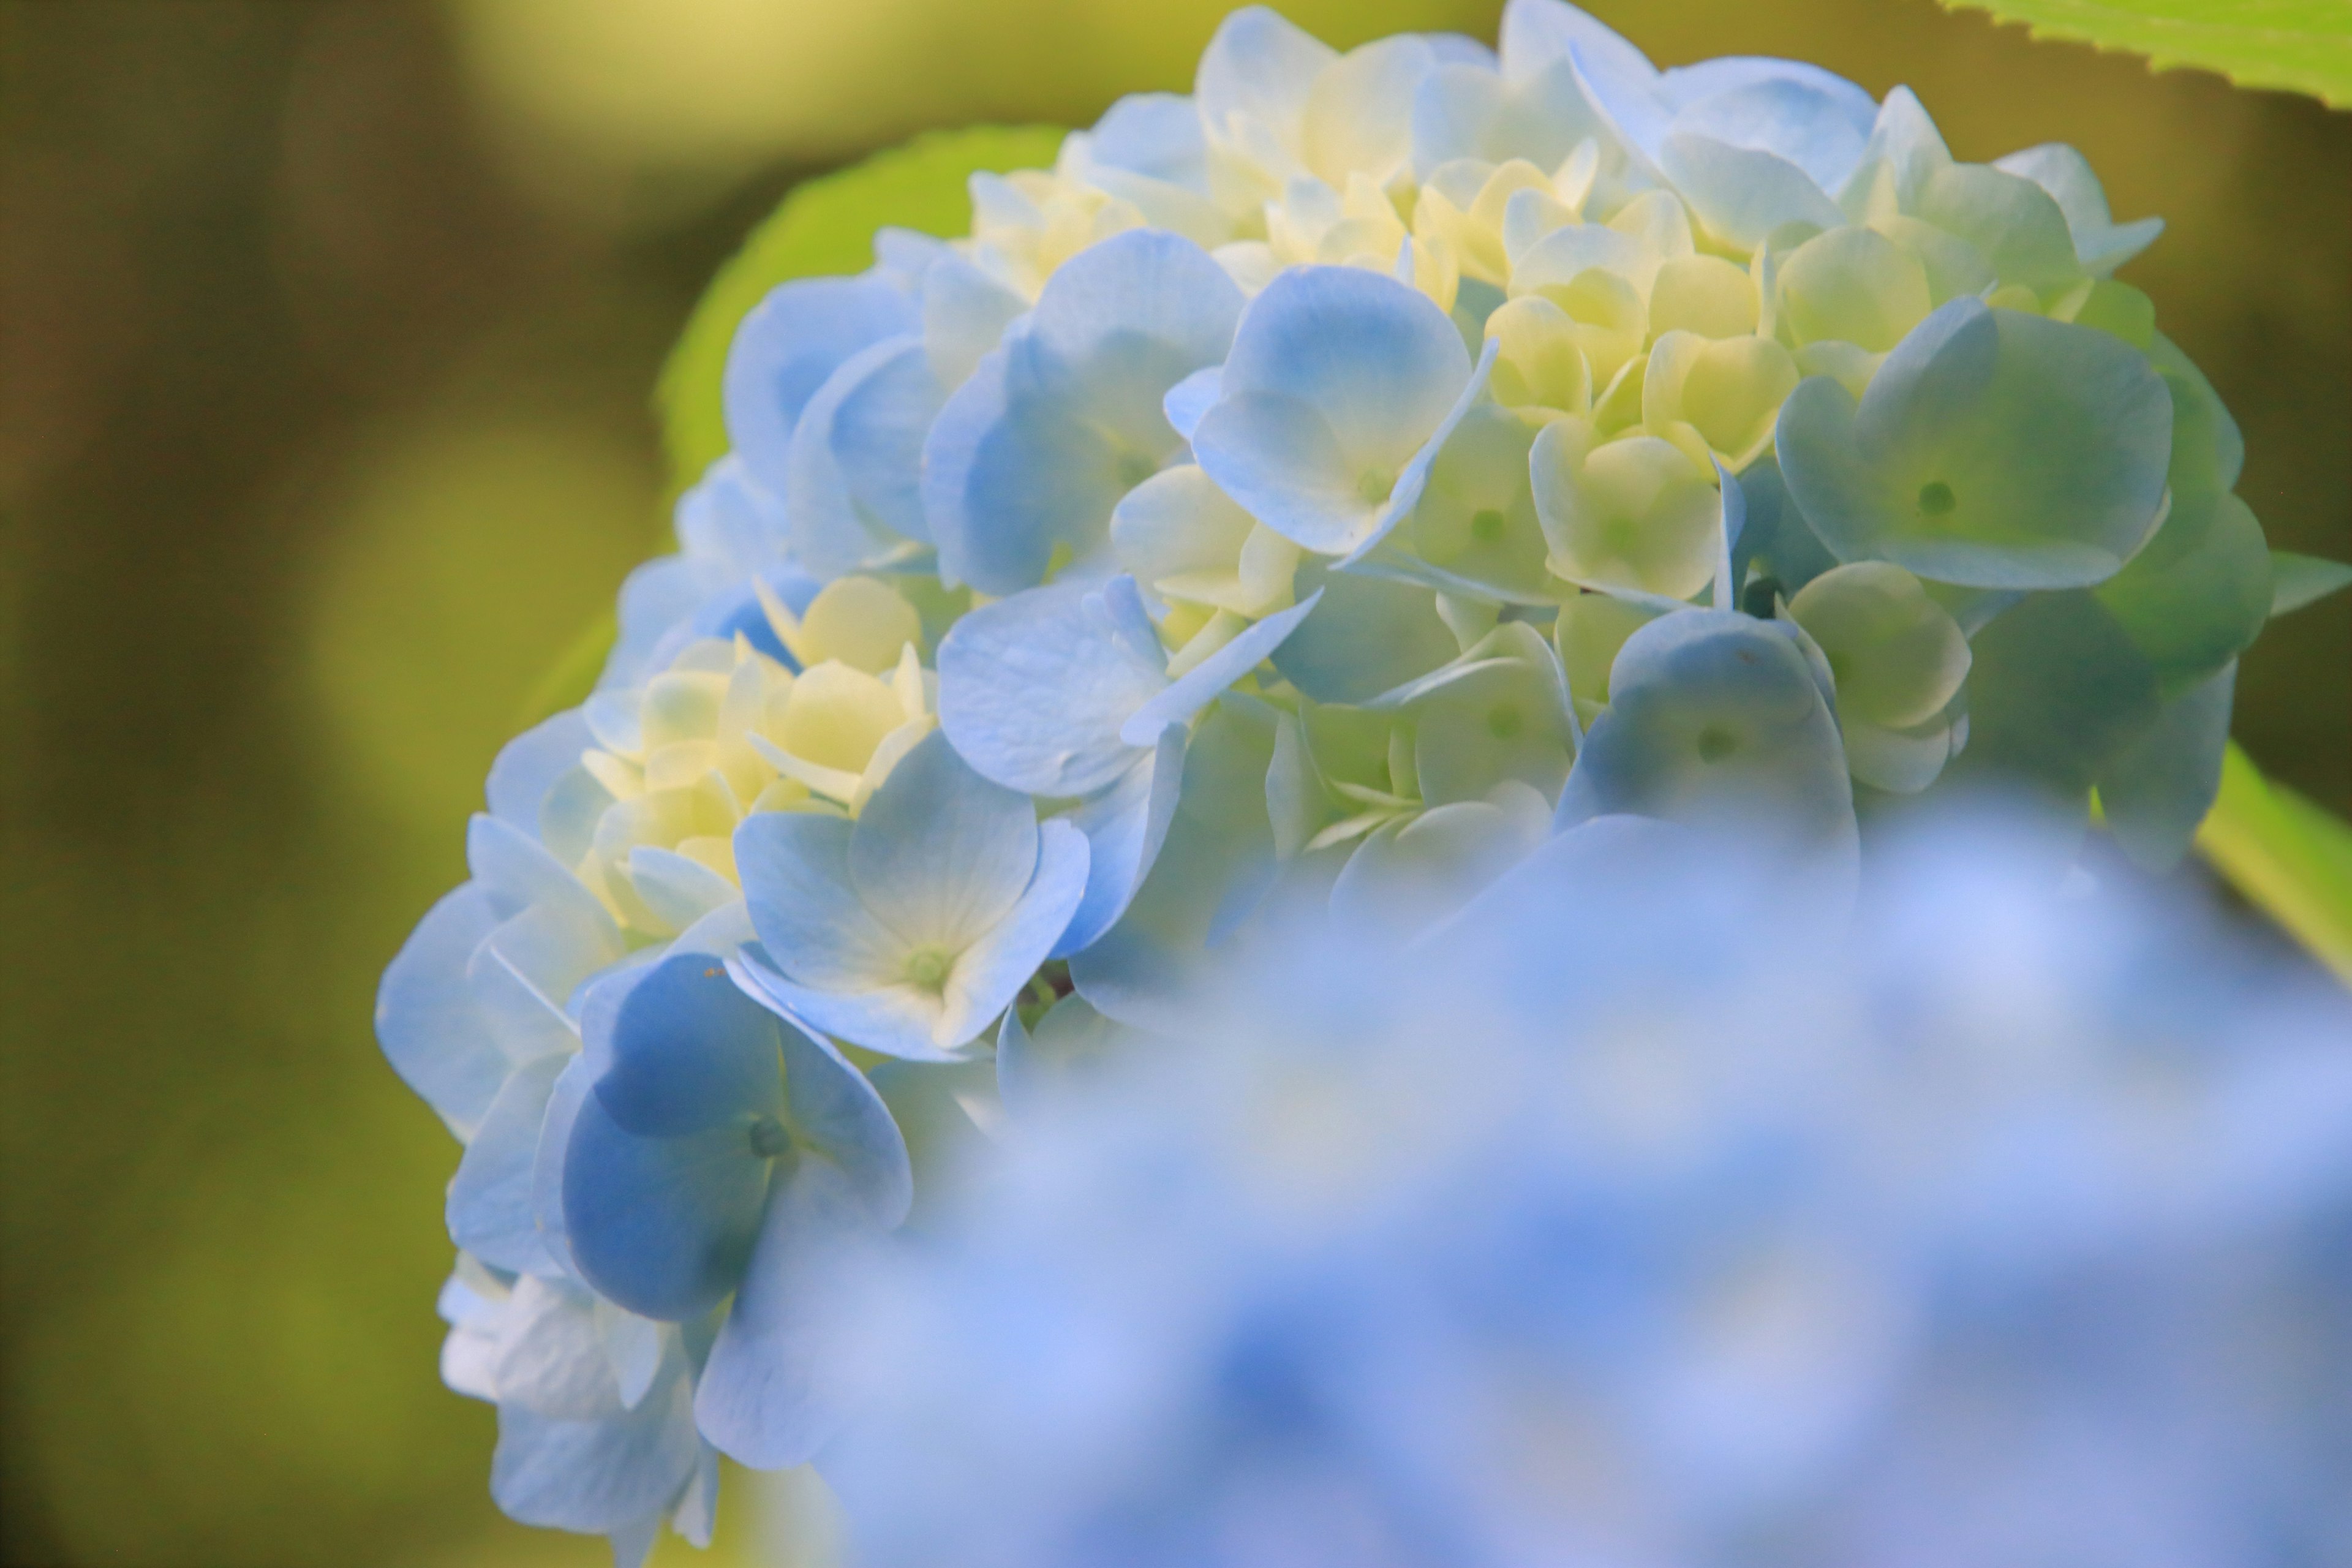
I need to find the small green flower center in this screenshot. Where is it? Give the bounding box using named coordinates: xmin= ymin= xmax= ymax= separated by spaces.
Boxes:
xmin=748 ymin=1115 xmax=791 ymax=1159
xmin=1696 ymin=725 xmax=1739 ymax=763
xmin=1469 ymin=507 xmax=1507 ymax=543
xmin=904 ymin=946 xmax=954 ymax=992
xmin=1487 ymin=704 xmax=1524 ymax=741
xmin=1917 ymin=480 xmax=1956 ymax=518
xmin=1115 ymin=450 xmax=1158 ymax=489
xmin=1357 ymin=469 xmax=1394 ymax=504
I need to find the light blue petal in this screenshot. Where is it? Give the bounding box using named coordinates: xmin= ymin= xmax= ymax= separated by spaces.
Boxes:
xmin=693 ymin=1157 xmax=872 ymax=1468
xmin=1024 ymin=228 xmax=1245 ymax=423
xmin=673 ymin=455 xmax=791 ymax=579
xmin=1270 ymin=566 xmax=1460 ymax=703
xmin=1667 ymin=70 xmax=1873 ymax=192
xmin=851 ymin=730 xmax=1040 ymax=952
xmin=997 ymin=993 xmax=1133 ymax=1123
xmin=467 ymin=812 xmax=616 ymax=934
xmin=1053 ymin=728 xmax=1186 ymax=959
xmin=776 ymin=1023 xmax=913 ymax=1228
xmin=626 ymin=847 xmax=737 ymax=935
xmin=723 ymin=274 xmax=918 ymax=488
xmin=448 ymin=1054 xmax=568 ymax=1275
xmin=468 ymin=900 xmax=616 ymax=1060
xmin=1090 ymin=92 xmax=1210 ymax=187
xmin=1329 ymin=798 xmax=1543 ymax=938
xmin=937 ymin=581 xmax=1169 ymax=797
xmin=1555 ymin=609 xmax=1856 ymax=868
xmin=1071 ymin=698 xmax=1282 ymax=1030
xmin=1196 ymin=6 xmax=1336 ymax=142
xmin=1194 ymin=266 xmax=1476 ymax=556
xmin=1777 ymin=299 xmax=2171 ymax=589
xmin=733 ymin=949 xmax=963 ymax=1065
xmin=489 ymin=710 xmax=593 ymax=834
xmin=594 ymin=952 xmax=786 ymax=1138
xmin=922 ymin=349 xmax=1109 ymax=594
xmin=1659 ymin=132 xmax=1844 ymax=251
xmin=1163 ymin=366 xmax=1222 ymax=442
xmin=785 ymin=335 xmax=940 ymax=578
xmin=921 ymin=253 xmax=1027 ymax=390
xmin=531 ymin=1053 xmax=596 ymax=1280
xmin=562 ymin=1091 xmax=773 ymax=1322
xmin=1568 ymin=39 xmax=1673 ymax=174
xmin=1121 ymin=590 xmax=1322 ymax=745
xmin=736 ymin=813 xmax=909 ymax=992
xmin=2098 ymin=660 xmax=2235 ymax=873
xmin=935 ymin=820 xmax=1090 ymax=1046
xmin=377 ymin=883 xmax=510 ymax=1136
xmin=492 ymin=1374 xmax=699 ymax=1535
xmin=1500 ymin=0 xmax=1653 ymax=91
xmin=925 ymin=230 xmax=1242 ymax=595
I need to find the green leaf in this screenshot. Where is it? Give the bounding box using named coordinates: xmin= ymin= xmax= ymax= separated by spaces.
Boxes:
xmin=655 ymin=124 xmax=1067 ymax=492
xmin=1940 ymin=0 xmax=2352 ymax=108
xmin=2198 ymin=743 xmax=2352 ymax=987
xmin=2269 ymin=549 xmax=2352 ymax=617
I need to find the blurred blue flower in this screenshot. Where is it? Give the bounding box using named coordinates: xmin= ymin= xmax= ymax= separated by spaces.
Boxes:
xmin=823 ymin=809 xmax=2352 ymax=1568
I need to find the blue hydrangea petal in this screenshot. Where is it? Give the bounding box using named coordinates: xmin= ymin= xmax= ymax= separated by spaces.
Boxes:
xmin=492 ymin=1380 xmax=699 ymax=1537
xmin=530 ymin=1053 xmax=595 ymax=1278
xmin=1659 ymin=132 xmax=1844 ymax=250
xmin=1193 ymin=267 xmax=1477 ymax=556
xmin=732 ymin=952 xmax=960 ymax=1063
xmin=489 ymin=710 xmax=594 ymax=834
xmin=1555 ymin=609 xmax=1856 ymax=868
xmin=927 ymin=230 xmax=1243 ymax=595
xmin=1196 ymin=6 xmax=1337 ymax=148
xmin=935 ymin=820 xmax=1090 ymax=1045
xmin=997 ymin=994 xmax=1134 ymax=1124
xmin=1053 ymin=726 xmax=1188 ymax=959
xmin=1664 ymin=68 xmax=1874 ymax=191
xmin=1993 ymin=143 xmax=2162 ymax=276
xmin=785 ymin=334 xmax=940 ymax=579
xmin=1120 ymin=590 xmax=1322 ymax=746
xmin=1778 ymin=298 xmax=2171 ymax=589
xmin=594 ymin=953 xmax=786 ymax=1139
xmin=850 ymin=731 xmax=1041 ymax=952
xmin=775 ymin=1024 xmax=913 ymax=1228
xmin=723 ymin=274 xmax=918 ymax=489
xmin=377 ymin=884 xmax=510 ymax=1136
xmin=1162 ymin=367 xmax=1223 ymax=443
xmin=921 ymin=254 xmax=1027 ymax=391
xmin=2098 ymin=661 xmax=2235 ymax=873
xmin=937 ymin=581 xmax=1170 ymax=798
xmin=673 ymin=455 xmax=792 ymax=580
xmin=1501 ymin=0 xmax=1653 ymax=92
xmin=693 ymin=1155 xmax=873 ymax=1468
xmin=1272 ymin=566 xmax=1461 ymax=704
xmin=736 ymin=813 xmax=910 ymax=992
xmin=625 ymin=847 xmax=736 ymax=937
xmin=1071 ymin=698 xmax=1282 ymax=1030
xmin=1329 ymin=796 xmax=1547 ymax=938
xmin=448 ymin=1053 xmax=569 ymax=1275
xmin=562 ymin=1091 xmax=774 ymax=1322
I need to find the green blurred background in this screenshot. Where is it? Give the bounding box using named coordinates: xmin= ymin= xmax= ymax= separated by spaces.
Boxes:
xmin=1 ymin=1 xmax=2344 ymax=1562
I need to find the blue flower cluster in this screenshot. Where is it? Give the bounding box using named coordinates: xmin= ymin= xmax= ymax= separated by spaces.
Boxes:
xmin=826 ymin=810 xmax=2352 ymax=1568
xmin=377 ymin=2 xmax=2346 ymax=1559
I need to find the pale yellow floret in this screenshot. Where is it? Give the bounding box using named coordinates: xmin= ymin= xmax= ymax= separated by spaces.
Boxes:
xmin=573 ymin=628 xmax=934 ymax=937
xmin=965 ymin=168 xmax=1144 ymax=300
xmin=1642 ymin=331 xmax=1801 ymax=472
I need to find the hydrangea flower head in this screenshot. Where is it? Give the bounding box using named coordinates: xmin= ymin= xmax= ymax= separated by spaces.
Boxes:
xmin=376 ymin=4 xmax=2350 ymax=1559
